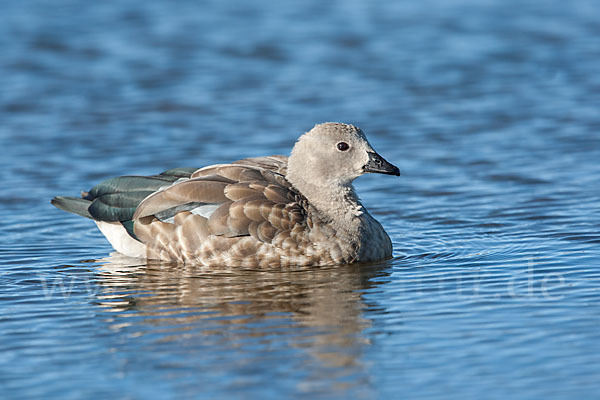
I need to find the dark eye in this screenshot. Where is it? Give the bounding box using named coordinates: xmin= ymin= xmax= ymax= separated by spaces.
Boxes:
xmin=337 ymin=142 xmax=350 ymax=151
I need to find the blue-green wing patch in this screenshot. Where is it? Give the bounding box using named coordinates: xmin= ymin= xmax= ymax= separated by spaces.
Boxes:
xmin=85 ymin=168 xmax=199 ymax=222
xmin=52 ymin=167 xmax=199 ymax=241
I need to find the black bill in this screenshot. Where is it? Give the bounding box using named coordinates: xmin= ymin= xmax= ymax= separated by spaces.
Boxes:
xmin=363 ymin=152 xmax=400 ymax=176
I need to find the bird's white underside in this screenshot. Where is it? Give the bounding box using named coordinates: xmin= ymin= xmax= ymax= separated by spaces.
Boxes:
xmin=95 ymin=202 xmax=220 ymax=259
xmin=95 ymin=221 xmax=146 ymax=258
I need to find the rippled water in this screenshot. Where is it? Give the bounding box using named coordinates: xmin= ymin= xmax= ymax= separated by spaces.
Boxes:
xmin=2 ymin=0 xmax=600 ymax=398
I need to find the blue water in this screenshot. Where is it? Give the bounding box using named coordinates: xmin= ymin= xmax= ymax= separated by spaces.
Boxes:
xmin=1 ymin=0 xmax=600 ymax=398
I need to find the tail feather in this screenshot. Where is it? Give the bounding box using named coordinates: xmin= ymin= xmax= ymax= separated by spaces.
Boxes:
xmin=51 ymin=196 xmax=93 ymax=219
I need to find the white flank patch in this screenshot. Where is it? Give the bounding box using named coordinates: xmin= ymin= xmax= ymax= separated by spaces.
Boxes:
xmin=161 ymin=203 xmax=220 ymax=224
xmin=190 ymin=203 xmax=221 ymax=218
xmin=95 ymin=221 xmax=146 ymax=258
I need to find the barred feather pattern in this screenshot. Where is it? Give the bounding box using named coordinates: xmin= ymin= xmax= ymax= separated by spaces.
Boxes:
xmin=132 ymin=159 xmax=381 ymax=267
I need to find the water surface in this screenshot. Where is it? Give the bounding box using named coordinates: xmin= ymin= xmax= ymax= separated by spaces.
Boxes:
xmin=1 ymin=0 xmax=599 ymax=398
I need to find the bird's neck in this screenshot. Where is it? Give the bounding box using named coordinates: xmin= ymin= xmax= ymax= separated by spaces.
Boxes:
xmin=286 ymin=171 xmax=391 ymax=262
xmin=287 ymin=172 xmax=365 ymax=223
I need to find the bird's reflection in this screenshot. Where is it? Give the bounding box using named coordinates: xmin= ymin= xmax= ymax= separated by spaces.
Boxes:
xmin=92 ymin=253 xmax=391 ymax=390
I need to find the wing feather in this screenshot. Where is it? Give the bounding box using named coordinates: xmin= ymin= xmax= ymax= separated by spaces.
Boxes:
xmin=207 ymin=202 xmax=232 ymax=236
xmin=133 ymin=180 xmax=229 ymax=219
xmin=131 ymin=160 xmax=310 ymax=246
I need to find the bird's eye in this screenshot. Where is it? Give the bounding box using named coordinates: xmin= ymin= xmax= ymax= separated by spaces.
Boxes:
xmin=337 ymin=142 xmax=350 ymax=151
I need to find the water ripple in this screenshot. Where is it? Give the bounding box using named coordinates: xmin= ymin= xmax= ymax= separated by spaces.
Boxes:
xmin=2 ymin=0 xmax=600 ymax=399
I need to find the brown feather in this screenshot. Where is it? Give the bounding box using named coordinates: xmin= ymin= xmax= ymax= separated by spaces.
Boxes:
xmin=212 ymin=166 xmax=265 ymax=182
xmin=179 ymin=213 xmax=210 ymax=252
xmin=259 ymin=169 xmax=290 ymax=187
xmin=242 ymin=200 xmax=267 ymax=222
xmin=228 ymin=199 xmax=246 ymax=220
xmin=232 ymin=155 xmax=288 ymax=174
xmin=208 ymin=203 xmax=232 ymax=236
xmin=190 ymin=167 xmax=220 ymax=179
xmin=257 ymin=221 xmax=277 ymax=242
xmin=134 ymin=179 xmax=228 ymax=219
xmin=189 ymin=173 xmax=235 ymax=184
xmin=227 ymin=215 xmax=252 ymax=236
xmin=229 ymin=196 xmax=264 ymax=220
xmin=224 ymin=183 xmax=265 ymax=201
xmin=267 ymin=204 xmax=286 ymax=227
xmin=248 ymin=182 xmax=268 ymax=192
xmin=263 ymin=184 xmax=290 ymax=203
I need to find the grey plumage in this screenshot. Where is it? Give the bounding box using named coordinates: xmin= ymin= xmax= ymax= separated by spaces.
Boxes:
xmin=51 ymin=196 xmax=93 ymax=219
xmin=51 ymin=123 xmax=399 ymax=267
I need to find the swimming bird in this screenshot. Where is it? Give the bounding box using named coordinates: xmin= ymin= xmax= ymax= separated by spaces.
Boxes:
xmin=51 ymin=122 xmax=400 ymax=267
